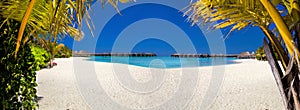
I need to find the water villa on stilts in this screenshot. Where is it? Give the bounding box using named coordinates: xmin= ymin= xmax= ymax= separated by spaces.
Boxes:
xmin=73 ymin=52 xmax=157 ymax=57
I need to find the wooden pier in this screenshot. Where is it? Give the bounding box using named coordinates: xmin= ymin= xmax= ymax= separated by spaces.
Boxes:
xmin=72 ymin=51 xmax=255 ymax=59
xmin=170 ymin=53 xmax=239 ymax=58
xmin=170 ymin=53 xmax=255 ymax=59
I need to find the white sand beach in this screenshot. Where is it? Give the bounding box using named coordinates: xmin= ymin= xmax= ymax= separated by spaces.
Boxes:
xmin=37 ymin=57 xmax=285 ymax=110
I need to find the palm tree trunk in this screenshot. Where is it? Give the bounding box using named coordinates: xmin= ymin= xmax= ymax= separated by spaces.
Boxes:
xmin=15 ymin=0 xmax=36 ymax=57
xmin=295 ymin=23 xmax=300 ymax=49
xmin=260 ymin=26 xmax=289 ymax=70
xmin=263 ymin=38 xmax=289 ymax=110
xmin=260 ymin=1 xmax=300 ymax=109
xmin=49 ymin=57 xmax=53 ymax=68
xmin=260 ymin=0 xmax=300 ymax=57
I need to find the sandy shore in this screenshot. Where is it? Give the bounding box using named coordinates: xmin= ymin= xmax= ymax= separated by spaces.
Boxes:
xmin=37 ymin=57 xmax=285 ymax=110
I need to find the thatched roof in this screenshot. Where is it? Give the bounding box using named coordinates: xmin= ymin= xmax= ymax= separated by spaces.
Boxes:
xmin=238 ymin=52 xmax=255 ymax=59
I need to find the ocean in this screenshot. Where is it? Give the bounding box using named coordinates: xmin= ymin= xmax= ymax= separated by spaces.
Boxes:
xmin=90 ymin=56 xmax=238 ymax=68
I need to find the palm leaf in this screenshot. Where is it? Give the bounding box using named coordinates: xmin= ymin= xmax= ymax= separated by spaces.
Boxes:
xmin=0 ymin=0 xmax=131 ymax=57
xmin=260 ymin=0 xmax=299 ymax=58
xmin=185 ymin=0 xmax=272 ymax=34
xmin=186 ymin=0 xmax=300 ymax=109
xmin=15 ymin=0 xmax=36 ymax=57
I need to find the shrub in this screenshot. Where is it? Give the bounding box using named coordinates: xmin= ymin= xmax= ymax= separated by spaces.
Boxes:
xmin=55 ymin=45 xmax=72 ymax=58
xmin=30 ymin=46 xmax=50 ymax=70
xmin=0 ymin=19 xmax=38 ymax=109
xmin=255 ymin=46 xmax=267 ymax=61
xmin=255 ymin=46 xmax=279 ymax=61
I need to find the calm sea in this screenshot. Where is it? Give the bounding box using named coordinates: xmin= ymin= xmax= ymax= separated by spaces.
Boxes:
xmin=90 ymin=56 xmax=238 ymax=68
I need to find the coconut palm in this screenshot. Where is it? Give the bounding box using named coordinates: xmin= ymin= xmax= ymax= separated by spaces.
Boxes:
xmin=0 ymin=0 xmax=128 ymax=55
xmin=37 ymin=37 xmax=65 ymax=67
xmin=0 ymin=0 xmax=86 ymax=49
xmin=0 ymin=0 xmax=131 ymax=66
xmin=185 ymin=0 xmax=289 ymax=68
xmin=0 ymin=0 xmax=129 ymax=108
xmin=185 ymin=0 xmax=300 ymax=109
xmin=256 ymin=46 xmax=266 ymax=61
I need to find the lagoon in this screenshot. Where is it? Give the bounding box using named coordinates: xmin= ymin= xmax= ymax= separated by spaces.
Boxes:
xmin=90 ymin=56 xmax=237 ymax=68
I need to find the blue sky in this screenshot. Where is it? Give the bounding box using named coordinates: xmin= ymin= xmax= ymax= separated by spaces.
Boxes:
xmin=61 ymin=1 xmax=265 ymax=56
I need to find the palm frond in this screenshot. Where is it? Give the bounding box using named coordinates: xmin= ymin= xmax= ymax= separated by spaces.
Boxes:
xmin=185 ymin=0 xmax=272 ymax=33
xmin=0 ymin=0 xmax=131 ymax=57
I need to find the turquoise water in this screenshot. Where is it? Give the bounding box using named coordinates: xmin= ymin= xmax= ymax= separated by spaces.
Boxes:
xmin=90 ymin=56 xmax=237 ymax=68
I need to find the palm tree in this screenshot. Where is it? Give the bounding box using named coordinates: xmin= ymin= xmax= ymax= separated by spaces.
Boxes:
xmin=184 ymin=0 xmax=289 ymax=68
xmin=256 ymin=46 xmax=266 ymax=61
xmin=0 ymin=0 xmax=87 ymax=53
xmin=0 ymin=0 xmax=129 ymax=66
xmin=0 ymin=0 xmax=128 ymax=108
xmin=0 ymin=0 xmax=127 ymax=55
xmin=185 ymin=0 xmax=300 ymax=109
xmin=37 ymin=37 xmax=65 ymax=68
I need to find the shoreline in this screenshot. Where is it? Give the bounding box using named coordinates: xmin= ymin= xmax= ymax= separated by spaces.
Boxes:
xmin=37 ymin=57 xmax=284 ymax=109
xmin=87 ymin=56 xmax=248 ymax=69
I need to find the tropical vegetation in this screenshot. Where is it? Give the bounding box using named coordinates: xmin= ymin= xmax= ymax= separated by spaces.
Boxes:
xmin=30 ymin=46 xmax=51 ymax=70
xmin=0 ymin=0 xmax=124 ymax=109
xmin=185 ymin=0 xmax=300 ymax=109
xmin=55 ymin=45 xmax=73 ymax=58
xmin=3 ymin=0 xmax=297 ymax=109
xmin=256 ymin=46 xmax=267 ymax=61
xmin=35 ymin=38 xmax=71 ymax=67
xmin=0 ymin=18 xmax=39 ymax=109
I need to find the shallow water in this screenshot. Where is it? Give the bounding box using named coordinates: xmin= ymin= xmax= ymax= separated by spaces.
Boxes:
xmin=90 ymin=56 xmax=237 ymax=68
